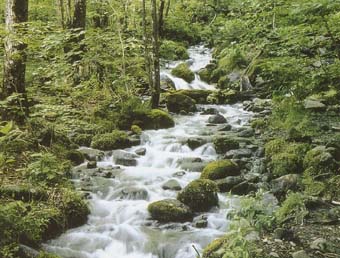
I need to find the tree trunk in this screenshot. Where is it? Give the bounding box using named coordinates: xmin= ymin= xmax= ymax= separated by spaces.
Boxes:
xmin=142 ymin=0 xmax=153 ymax=94
xmin=158 ymin=0 xmax=165 ymax=38
xmin=151 ymin=0 xmax=160 ymax=108
xmin=2 ymin=0 xmax=29 ymax=122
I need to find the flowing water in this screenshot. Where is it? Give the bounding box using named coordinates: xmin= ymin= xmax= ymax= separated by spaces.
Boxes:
xmin=45 ymin=46 xmax=253 ymax=258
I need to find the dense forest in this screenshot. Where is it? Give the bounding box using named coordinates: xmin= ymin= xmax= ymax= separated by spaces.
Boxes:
xmin=0 ymin=0 xmax=339 ymax=257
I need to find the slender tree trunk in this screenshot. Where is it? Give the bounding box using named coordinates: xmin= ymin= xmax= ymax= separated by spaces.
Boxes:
xmin=2 ymin=0 xmax=29 ymax=122
xmin=151 ymin=0 xmax=160 ymax=108
xmin=158 ymin=0 xmax=165 ymax=38
xmin=142 ymin=0 xmax=153 ymax=93
xmin=165 ymin=0 xmax=171 ymax=17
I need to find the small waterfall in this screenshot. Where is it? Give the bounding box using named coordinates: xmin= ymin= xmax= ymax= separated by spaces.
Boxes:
xmin=44 ymin=46 xmax=254 ymax=258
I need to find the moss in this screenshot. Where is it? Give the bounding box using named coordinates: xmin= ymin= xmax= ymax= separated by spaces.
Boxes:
xmin=213 ymin=137 xmax=240 ymax=154
xmin=147 ymin=199 xmax=193 ymax=222
xmin=202 ymin=235 xmax=229 ymax=258
xmin=90 ymin=130 xmax=132 ymax=151
xmin=251 ymin=118 xmax=267 ymax=129
xmin=270 ymin=152 xmax=301 ymax=176
xmin=143 ymin=109 xmax=175 ymax=129
xmin=264 ymin=138 xmax=287 ymax=159
xmin=198 ymin=68 xmax=212 ymax=83
xmin=177 ymin=179 xmax=219 ymax=212
xmin=131 ymin=125 xmax=142 ymax=135
xmin=171 ymin=63 xmax=195 ymax=83
xmin=201 ymin=160 xmax=240 ymax=180
xmin=160 ymin=40 xmax=189 ymax=60
xmin=66 ymin=150 xmax=85 ymax=166
xmin=207 ymin=89 xmax=240 ymax=105
xmin=175 ymin=89 xmax=213 ymax=104
xmin=72 ymin=133 xmax=93 ymax=147
xmin=166 ymin=93 xmax=197 ymax=113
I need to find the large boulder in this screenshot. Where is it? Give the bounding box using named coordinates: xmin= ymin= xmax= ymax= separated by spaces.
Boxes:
xmin=171 ymin=63 xmax=195 ymax=83
xmin=176 ymin=89 xmax=212 ymax=104
xmin=201 ymin=160 xmax=240 ymax=180
xmin=162 ymin=179 xmax=182 ymax=191
xmin=213 ymin=137 xmax=240 ymax=154
xmin=142 ymin=109 xmax=175 ymax=130
xmin=208 ymin=114 xmax=227 ymax=124
xmin=177 ymin=179 xmax=219 ymax=212
xmin=91 ymin=130 xmax=133 ymax=151
xmin=166 ymin=93 xmax=197 ymax=113
xmin=160 ymin=75 xmax=176 ymax=92
xmin=148 ymin=199 xmax=193 ymax=222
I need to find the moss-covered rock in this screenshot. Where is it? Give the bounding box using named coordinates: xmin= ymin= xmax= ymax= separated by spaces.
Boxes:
xmin=147 ymin=199 xmax=193 ymax=222
xmin=171 ymin=63 xmax=195 ymax=83
xmin=175 ymin=89 xmax=213 ymax=104
xmin=166 ymin=93 xmax=197 ymax=113
xmin=213 ymin=137 xmax=240 ymax=154
xmin=91 ymin=130 xmax=132 ymax=151
xmin=160 ymin=40 xmax=189 ymax=60
xmin=66 ymin=150 xmax=85 ymax=166
xmin=270 ymin=152 xmax=301 ymax=177
xmin=72 ymin=133 xmax=93 ymax=147
xmin=177 ymin=179 xmax=219 ymax=212
xmin=201 ymin=160 xmax=240 ymax=180
xmin=207 ymin=89 xmax=240 ymax=104
xmin=143 ymin=109 xmax=175 ymax=129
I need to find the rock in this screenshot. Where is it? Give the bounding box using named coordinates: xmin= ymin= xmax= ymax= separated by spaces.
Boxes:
xmin=87 ymin=161 xmax=97 ymax=169
xmin=238 ymin=128 xmax=254 ymax=137
xmin=173 ymin=171 xmax=186 ymax=177
xmin=213 ymin=137 xmax=240 ymax=154
xmin=201 ymin=108 xmax=219 ymax=115
xmin=269 ymin=252 xmax=280 ymax=258
xmin=292 ymin=250 xmax=310 ymax=258
xmin=177 ymin=179 xmax=219 ymax=212
xmin=91 ymin=130 xmax=133 ymax=151
xmin=187 ymin=138 xmax=207 ymax=150
xmin=135 ymin=147 xmax=147 ymax=156
xmin=194 ymin=216 xmax=208 ymax=228
xmin=246 ymin=98 xmax=272 ymax=112
xmin=201 ymin=160 xmax=240 ymax=180
xmin=18 ymin=245 xmax=40 ymax=258
xmin=218 ymin=124 xmax=232 ymax=131
xmin=113 ymin=150 xmax=139 ymax=160
xmin=160 ymin=74 xmax=176 ymax=92
xmin=274 ymin=228 xmax=296 ymax=241
xmin=66 ymin=150 xmax=85 ymax=165
xmin=142 ymin=109 xmax=175 ymax=130
xmin=255 ymin=147 xmax=265 ymax=157
xmin=171 ymin=63 xmax=195 ymax=83
xmin=303 ymin=146 xmax=337 ymax=177
xmin=166 ymin=93 xmax=197 ymax=113
xmin=129 ymin=135 xmax=141 ymax=146
xmin=272 ymin=174 xmax=300 ymax=193
xmin=162 ymin=179 xmax=182 ymax=191
xmin=116 ymin=157 xmax=137 ymax=166
xmin=148 ymin=199 xmax=193 ymax=222
xmin=225 ymin=149 xmax=252 ymax=159
xmin=79 ymin=147 xmax=105 ymax=161
xmin=215 ymin=176 xmax=243 ymax=192
xmin=310 ymin=238 xmax=327 ymax=251
xmin=208 ymin=114 xmax=227 ymax=124
xmin=176 ymin=89 xmax=212 ymax=104
xmin=119 ymin=187 xmax=148 ymax=200
xmin=180 ymin=161 xmax=208 ymax=172
xmin=304 ymin=99 xmax=326 ymax=111
xmin=231 ymin=181 xmax=257 ymax=195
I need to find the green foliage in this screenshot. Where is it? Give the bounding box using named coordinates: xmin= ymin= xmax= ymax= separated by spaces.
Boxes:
xmin=131 ymin=125 xmax=142 ymax=135
xmin=218 ymin=46 xmax=248 ymax=73
xmin=90 ymin=130 xmax=131 ymax=151
xmin=26 ymin=153 xmax=70 ymax=186
xmin=160 ymin=40 xmax=189 ymax=60
xmin=275 ymin=192 xmax=308 ymax=224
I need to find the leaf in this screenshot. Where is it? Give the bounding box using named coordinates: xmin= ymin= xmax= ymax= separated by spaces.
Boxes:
xmin=0 ymin=121 xmax=14 ymax=135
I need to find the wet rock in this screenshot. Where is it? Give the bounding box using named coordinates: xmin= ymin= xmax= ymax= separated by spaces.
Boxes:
xmin=180 ymin=161 xmax=208 ymax=172
xmin=201 ymin=160 xmax=240 ymax=180
xmin=79 ymin=147 xmax=105 ymax=161
xmin=231 ymin=181 xmax=257 ymax=195
xmin=246 ymin=98 xmax=272 ymax=112
xmin=162 ymin=179 xmax=182 ymax=191
xmin=213 ymin=136 xmax=240 ymax=154
xmin=187 ymin=138 xmax=207 ymax=150
xmin=225 ymin=149 xmax=252 ymax=159
xmin=160 ymin=74 xmax=176 ymax=92
xmin=148 ymin=199 xmax=193 ymax=222
xmin=292 ymin=250 xmax=310 ymax=258
xmin=116 ymin=157 xmax=137 ymax=166
xmin=66 ymin=150 xmax=85 ymax=165
xmin=201 ymin=108 xmax=219 ymax=115
xmin=304 ymin=99 xmax=326 ymax=111
xmin=135 ymin=147 xmax=146 ymax=156
xmin=215 ymin=176 xmax=243 ymax=192
xmin=194 ymin=216 xmax=208 ymax=228
xmin=113 ymin=150 xmax=138 ymax=166
xmin=18 ymin=244 xmax=39 ymax=258
xmin=166 ymin=93 xmax=197 ymax=113
xmin=218 ymin=124 xmax=232 ymax=131
xmin=238 ymin=128 xmax=254 ymax=137
xmin=173 ymin=171 xmax=186 ymax=177
xmin=177 ymin=179 xmax=219 ymax=212
xmin=255 ymin=147 xmax=265 ymax=157
xmin=208 ymin=114 xmax=227 ymax=124
xmin=87 ymin=161 xmax=97 ymax=169
xmin=119 ymin=187 xmax=148 ymax=200
xmin=272 ymin=174 xmax=300 ymax=194
xmin=129 ymin=135 xmax=141 ymax=146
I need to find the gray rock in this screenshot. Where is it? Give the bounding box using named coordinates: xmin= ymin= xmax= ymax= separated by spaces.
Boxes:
xmin=87 ymin=161 xmax=97 ymax=169
xmin=272 ymin=174 xmax=300 ymax=193
xmin=129 ymin=135 xmax=141 ymax=146
xmin=208 ymin=114 xmax=227 ymax=124
xmin=180 ymin=161 xmax=208 ymax=172
xmin=304 ymin=99 xmax=326 ymax=111
xmin=79 ymin=147 xmax=105 ymax=161
xmin=162 ymin=179 xmax=182 ymax=191
xmin=113 ymin=150 xmax=138 ymax=166
xmin=231 ymin=181 xmax=257 ymax=195
xmin=18 ymin=245 xmax=39 ymax=258
xmin=119 ymin=187 xmax=148 ymax=200
xmin=215 ymin=176 xmax=243 ymax=192
xmin=135 ymin=147 xmax=147 ymax=156
xmin=238 ymin=128 xmax=255 ymax=137
xmin=225 ymin=149 xmax=252 ymax=159
xmin=173 ymin=171 xmax=186 ymax=177
xmin=116 ymin=157 xmax=137 ymax=166
xmin=187 ymin=138 xmax=207 ymax=150
xmin=292 ymin=250 xmax=310 ymax=258
xmin=218 ymin=124 xmax=232 ymax=131
xmin=194 ymin=219 xmax=208 ymax=228
xmin=201 ymin=108 xmax=219 ymax=115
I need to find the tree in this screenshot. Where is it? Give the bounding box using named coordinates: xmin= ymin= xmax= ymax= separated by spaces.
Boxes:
xmin=151 ymin=0 xmax=160 ymax=108
xmin=1 ymin=0 xmax=29 ymax=122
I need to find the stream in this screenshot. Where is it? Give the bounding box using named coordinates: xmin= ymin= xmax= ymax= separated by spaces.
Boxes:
xmin=44 ymin=46 xmax=254 ymax=258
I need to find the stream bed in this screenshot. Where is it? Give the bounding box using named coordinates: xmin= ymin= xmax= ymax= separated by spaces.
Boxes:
xmin=44 ymin=46 xmax=254 ymax=258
